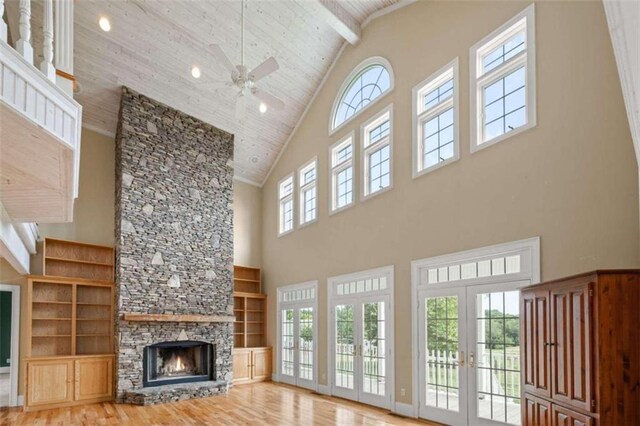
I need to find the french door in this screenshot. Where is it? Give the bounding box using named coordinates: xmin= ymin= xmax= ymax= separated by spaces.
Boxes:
xmin=331 ymin=294 xmax=391 ymax=409
xmin=279 ymin=305 xmax=316 ymax=389
xmin=419 ymin=282 xmax=525 ymax=426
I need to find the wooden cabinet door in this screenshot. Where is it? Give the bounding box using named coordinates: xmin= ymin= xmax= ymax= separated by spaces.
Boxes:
xmin=552 ymin=403 xmax=594 ymax=426
xmin=232 ymin=349 xmax=252 ymax=383
xmin=522 ymin=289 xmax=551 ymax=397
xmin=523 ymin=393 xmax=551 ymax=426
xmin=74 ymin=357 xmax=113 ymax=401
xmin=550 ymin=283 xmax=593 ymax=413
xmin=252 ymin=347 xmax=272 ymax=380
xmin=26 ymin=360 xmax=74 ymax=408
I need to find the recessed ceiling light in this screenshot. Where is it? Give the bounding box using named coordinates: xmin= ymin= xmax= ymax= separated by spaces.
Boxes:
xmin=259 ymin=103 xmax=267 ymax=114
xmin=191 ymin=66 xmax=201 ymax=79
xmin=250 ymin=156 xmax=259 ymax=164
xmin=98 ymin=16 xmax=111 ymax=32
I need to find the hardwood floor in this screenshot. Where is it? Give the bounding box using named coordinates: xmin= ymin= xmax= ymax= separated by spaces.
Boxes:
xmin=1 ymin=382 xmax=436 ymax=425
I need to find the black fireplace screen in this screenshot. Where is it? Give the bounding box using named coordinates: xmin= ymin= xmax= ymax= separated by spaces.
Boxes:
xmin=143 ymin=340 xmax=214 ymax=387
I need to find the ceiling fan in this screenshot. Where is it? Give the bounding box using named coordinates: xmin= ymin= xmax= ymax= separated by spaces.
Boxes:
xmin=207 ymin=0 xmax=285 ymax=119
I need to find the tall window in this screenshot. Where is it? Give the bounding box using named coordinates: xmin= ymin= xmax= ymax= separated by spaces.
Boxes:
xmin=412 ymin=59 xmax=459 ymax=178
xmin=470 ymin=4 xmax=536 ymax=151
xmin=298 ymin=158 xmax=317 ymax=226
xmin=278 ymin=174 xmax=294 ymax=236
xmin=361 ymin=105 xmax=393 ymax=199
xmin=330 ymin=134 xmax=355 ymax=213
xmin=331 ymin=57 xmax=393 ymax=134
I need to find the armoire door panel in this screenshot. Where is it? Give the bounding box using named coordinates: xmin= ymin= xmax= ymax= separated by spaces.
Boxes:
xmin=523 ymin=393 xmax=551 ymax=426
xmin=535 ymin=291 xmax=551 ymax=397
xmin=552 ymin=403 xmax=594 ymax=426
xmin=522 ymin=292 xmax=537 ymax=393
xmin=551 ymin=283 xmax=592 ymax=413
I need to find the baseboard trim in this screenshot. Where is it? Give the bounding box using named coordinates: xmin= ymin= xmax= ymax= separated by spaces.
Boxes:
xmin=271 ymin=373 xmax=279 ymax=382
xmin=393 ymin=402 xmax=416 ymax=418
xmin=317 ymin=384 xmax=331 ymax=396
xmin=17 ymin=395 xmax=24 ymax=406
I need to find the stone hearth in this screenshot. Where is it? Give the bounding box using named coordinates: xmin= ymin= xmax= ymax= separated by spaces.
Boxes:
xmin=114 ymin=87 xmax=234 ymax=404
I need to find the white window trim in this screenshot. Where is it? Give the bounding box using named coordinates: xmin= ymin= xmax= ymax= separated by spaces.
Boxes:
xmin=360 ymin=104 xmax=394 ymax=202
xmin=329 ymin=56 xmax=395 ymax=136
xmin=277 ymin=173 xmax=295 ymax=237
xmin=276 ymin=280 xmax=319 ymax=389
xmin=327 ymin=265 xmax=395 ymax=410
xmin=298 ymin=157 xmax=318 ymax=228
xmin=412 ymin=58 xmax=460 ymax=179
xmin=470 ymin=3 xmax=536 ymax=153
xmin=409 ymin=237 xmax=540 ymax=417
xmin=329 ymin=132 xmax=356 ymax=216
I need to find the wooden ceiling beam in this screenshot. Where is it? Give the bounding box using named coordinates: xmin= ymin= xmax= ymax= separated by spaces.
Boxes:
xmin=315 ymin=0 xmax=361 ymax=45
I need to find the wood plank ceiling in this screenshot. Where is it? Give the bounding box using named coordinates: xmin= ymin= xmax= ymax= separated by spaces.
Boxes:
xmin=73 ymin=0 xmax=401 ymax=185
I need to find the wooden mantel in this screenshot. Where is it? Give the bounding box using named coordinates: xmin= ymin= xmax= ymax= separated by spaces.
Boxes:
xmin=122 ymin=313 xmax=235 ymax=323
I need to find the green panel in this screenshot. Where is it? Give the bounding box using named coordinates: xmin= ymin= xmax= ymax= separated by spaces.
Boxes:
xmin=0 ymin=292 xmax=11 ymax=368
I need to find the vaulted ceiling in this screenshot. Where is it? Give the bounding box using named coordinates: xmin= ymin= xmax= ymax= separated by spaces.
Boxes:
xmin=73 ymin=0 xmax=402 ymax=185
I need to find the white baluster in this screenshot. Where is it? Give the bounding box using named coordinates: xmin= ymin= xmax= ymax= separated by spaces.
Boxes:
xmin=54 ymin=0 xmax=74 ymax=94
xmin=0 ymin=0 xmax=7 ymax=42
xmin=16 ymin=0 xmax=33 ymax=64
xmin=40 ymin=0 xmax=55 ymax=80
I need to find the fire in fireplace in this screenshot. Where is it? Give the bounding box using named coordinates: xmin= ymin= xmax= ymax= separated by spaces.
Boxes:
xmin=143 ymin=341 xmax=215 ymax=387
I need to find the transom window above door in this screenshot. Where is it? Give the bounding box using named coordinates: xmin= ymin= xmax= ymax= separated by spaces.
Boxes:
xmin=330 ymin=57 xmax=394 ymax=134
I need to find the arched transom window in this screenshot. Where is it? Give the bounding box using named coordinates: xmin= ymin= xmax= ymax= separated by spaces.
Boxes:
xmin=331 ymin=57 xmax=393 ymax=133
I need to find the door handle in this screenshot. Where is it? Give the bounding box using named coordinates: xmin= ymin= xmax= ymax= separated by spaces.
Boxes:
xmin=469 ymin=352 xmax=475 ymax=368
xmin=459 ymin=351 xmax=465 ymax=367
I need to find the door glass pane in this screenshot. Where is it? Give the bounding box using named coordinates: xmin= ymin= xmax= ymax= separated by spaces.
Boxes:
xmin=281 ymin=309 xmax=294 ymax=377
xmin=425 ymin=296 xmax=460 ymax=412
xmin=476 ymin=291 xmax=521 ymax=425
xmin=362 ymin=301 xmax=386 ymax=396
xmin=298 ymin=307 xmax=314 ymax=381
xmin=335 ymin=305 xmax=355 ymax=389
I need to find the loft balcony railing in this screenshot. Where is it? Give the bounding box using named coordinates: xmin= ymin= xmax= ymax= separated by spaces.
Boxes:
xmin=0 ymin=0 xmax=81 ymax=225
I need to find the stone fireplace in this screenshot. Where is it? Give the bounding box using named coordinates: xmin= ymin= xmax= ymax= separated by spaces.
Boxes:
xmin=114 ymin=88 xmax=234 ymax=405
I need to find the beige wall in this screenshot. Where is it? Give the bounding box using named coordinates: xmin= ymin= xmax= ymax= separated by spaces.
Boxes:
xmin=38 ymin=128 xmax=116 ymax=246
xmin=261 ymin=0 xmax=639 ymax=404
xmin=234 ymin=181 xmax=263 ymax=268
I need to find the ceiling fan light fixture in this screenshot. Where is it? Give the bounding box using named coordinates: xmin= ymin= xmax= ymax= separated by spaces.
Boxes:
xmin=98 ymin=16 xmax=111 ymax=32
xmin=191 ymin=66 xmax=201 ymax=79
xmin=259 ymin=103 xmax=267 ymax=114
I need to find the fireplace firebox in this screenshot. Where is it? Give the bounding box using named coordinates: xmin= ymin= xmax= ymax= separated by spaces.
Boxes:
xmin=143 ymin=341 xmax=215 ymax=387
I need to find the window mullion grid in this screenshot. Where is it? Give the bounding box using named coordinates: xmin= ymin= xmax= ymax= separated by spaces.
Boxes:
xmin=364 ymin=135 xmax=389 ymax=195
xmin=478 ymin=53 xmax=527 ymax=143
xmin=299 ymin=180 xmax=316 ymax=225
xmin=418 ymin=97 xmax=454 ymax=172
xmin=332 ymin=160 xmax=352 ymax=211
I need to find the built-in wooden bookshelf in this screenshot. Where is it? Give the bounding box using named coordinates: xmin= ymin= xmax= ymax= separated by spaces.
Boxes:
xmin=233 ymin=266 xmax=266 ymax=348
xmin=234 ymin=265 xmax=261 ymax=293
xmin=232 ymin=266 xmax=271 ymax=384
xmin=27 ymin=276 xmax=114 ymax=357
xmin=34 ymin=238 xmax=115 ymax=282
xmin=25 ymin=275 xmax=115 ymax=411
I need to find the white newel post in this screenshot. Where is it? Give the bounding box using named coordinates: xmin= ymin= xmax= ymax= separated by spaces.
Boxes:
xmin=0 ymin=0 xmax=7 ymax=42
xmin=40 ymin=0 xmax=56 ymax=80
xmin=55 ymin=0 xmax=74 ymax=95
xmin=16 ymin=0 xmax=33 ymax=64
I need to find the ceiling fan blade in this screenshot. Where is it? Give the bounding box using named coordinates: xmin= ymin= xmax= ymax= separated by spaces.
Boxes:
xmin=235 ymin=93 xmax=247 ymax=119
xmin=209 ymin=44 xmax=237 ymax=74
xmin=200 ymin=80 xmax=234 ymax=88
xmin=252 ymin=88 xmax=285 ymax=110
xmin=249 ymin=57 xmax=279 ymax=82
